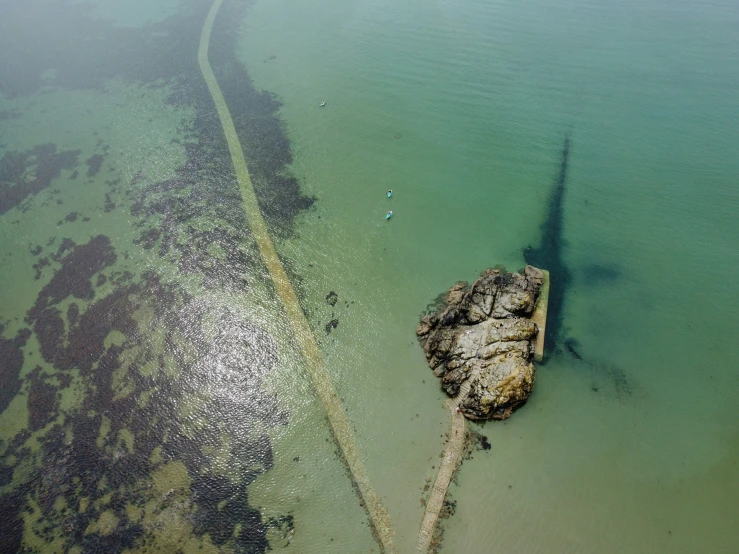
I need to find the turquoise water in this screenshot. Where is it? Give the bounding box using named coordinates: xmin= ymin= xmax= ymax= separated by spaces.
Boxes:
xmin=1 ymin=0 xmax=738 ymax=552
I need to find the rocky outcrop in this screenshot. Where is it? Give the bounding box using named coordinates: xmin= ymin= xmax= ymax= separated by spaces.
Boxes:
xmin=417 ymin=266 xmax=545 ymax=420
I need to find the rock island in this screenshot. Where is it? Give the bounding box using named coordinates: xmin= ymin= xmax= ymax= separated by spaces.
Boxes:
xmin=417 ymin=266 xmax=547 ymax=420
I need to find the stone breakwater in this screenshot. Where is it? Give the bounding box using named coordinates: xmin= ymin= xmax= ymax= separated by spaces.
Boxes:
xmin=417 ymin=266 xmax=545 ymax=420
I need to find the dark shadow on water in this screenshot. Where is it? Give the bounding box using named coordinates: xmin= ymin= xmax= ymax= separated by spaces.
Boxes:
xmin=1 ymin=235 xmax=285 ymax=553
xmin=524 ymin=135 xmax=572 ymax=361
xmin=581 ymin=263 xmax=622 ymax=287
xmin=522 ymin=138 xmax=635 ymax=404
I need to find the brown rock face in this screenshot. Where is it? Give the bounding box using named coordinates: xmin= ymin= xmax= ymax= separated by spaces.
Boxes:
xmin=417 ymin=266 xmax=544 ymax=420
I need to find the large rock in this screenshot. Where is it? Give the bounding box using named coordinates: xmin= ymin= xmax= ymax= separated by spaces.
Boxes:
xmin=417 ymin=266 xmax=544 ymax=420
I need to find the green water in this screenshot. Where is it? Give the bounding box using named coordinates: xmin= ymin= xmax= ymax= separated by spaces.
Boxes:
xmin=238 ymin=0 xmax=739 ymax=551
xmin=1 ymin=0 xmax=738 ymax=552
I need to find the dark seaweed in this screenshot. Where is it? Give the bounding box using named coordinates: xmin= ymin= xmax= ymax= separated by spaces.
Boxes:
xmin=28 ymin=235 xmax=116 ymax=314
xmin=191 ymin=475 xmax=268 ymax=550
xmin=104 ymin=192 xmax=116 ymax=212
xmin=0 ymin=490 xmax=24 ymax=554
xmin=0 ymin=1 xmax=310 ymax=550
xmin=27 ymin=366 xmax=60 ymax=431
xmin=564 ymin=337 xmax=582 ymax=360
xmin=325 ymin=291 xmax=338 ymax=306
xmin=133 ymin=228 xmax=161 ymax=250
xmin=325 ymin=318 xmax=339 ymax=334
xmin=67 ymin=302 xmax=79 ymax=327
xmin=85 ymin=153 xmax=104 ymax=177
xmin=0 ymin=0 xmax=313 ymax=237
xmin=0 ymin=326 xmax=32 ymax=413
xmin=0 ymin=464 xmax=13 ymax=487
xmin=0 ymin=143 xmax=80 ymax=215
xmin=209 ymin=10 xmax=316 ymax=238
xmin=32 ymin=256 xmax=50 ymax=280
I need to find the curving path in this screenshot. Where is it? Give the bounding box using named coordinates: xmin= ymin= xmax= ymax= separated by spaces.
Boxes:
xmin=416 ymin=384 xmax=469 ymax=553
xmin=198 ymin=2 xmax=396 ymax=552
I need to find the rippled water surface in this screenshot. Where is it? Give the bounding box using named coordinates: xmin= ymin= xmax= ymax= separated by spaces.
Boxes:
xmin=1 ymin=0 xmax=738 ymax=552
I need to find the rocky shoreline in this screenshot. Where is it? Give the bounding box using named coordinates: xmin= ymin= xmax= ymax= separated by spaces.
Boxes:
xmin=417 ymin=266 xmax=546 ymax=420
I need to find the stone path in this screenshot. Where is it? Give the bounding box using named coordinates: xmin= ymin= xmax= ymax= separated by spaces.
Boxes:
xmin=199 ymin=3 xmax=396 ymax=551
xmin=416 ymin=383 xmax=469 ymax=553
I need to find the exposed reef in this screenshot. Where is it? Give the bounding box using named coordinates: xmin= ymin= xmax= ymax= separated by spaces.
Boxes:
xmin=417 ymin=266 xmax=545 ymax=420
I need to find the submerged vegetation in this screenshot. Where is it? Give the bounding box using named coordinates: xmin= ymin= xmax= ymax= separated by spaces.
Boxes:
xmin=0 ymin=0 xmax=313 ymax=551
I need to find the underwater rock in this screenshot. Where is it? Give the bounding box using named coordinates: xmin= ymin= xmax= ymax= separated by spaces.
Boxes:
xmin=325 ymin=318 xmax=339 ymax=335
xmin=325 ymin=291 xmax=338 ymax=306
xmin=417 ymin=266 xmax=544 ymax=420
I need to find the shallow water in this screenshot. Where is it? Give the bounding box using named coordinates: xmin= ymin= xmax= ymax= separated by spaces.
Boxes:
xmin=1 ymin=0 xmax=738 ymax=552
